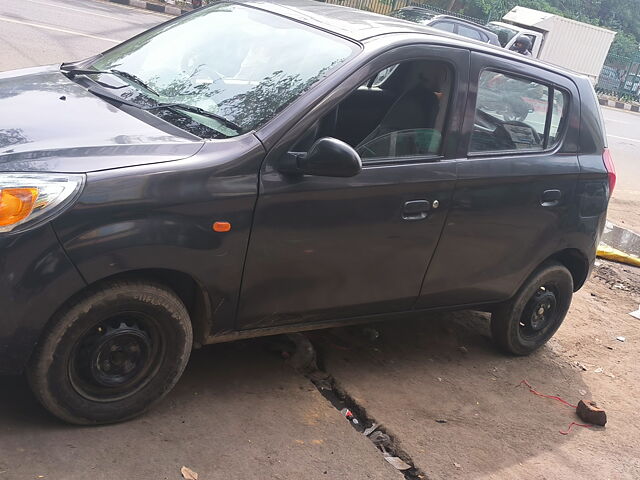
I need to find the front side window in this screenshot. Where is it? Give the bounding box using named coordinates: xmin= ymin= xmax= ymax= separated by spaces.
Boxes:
xmin=485 ymin=24 xmax=518 ymax=47
xmin=90 ymin=3 xmax=357 ymax=138
xmin=470 ymin=70 xmax=567 ymax=153
xmin=356 ymin=61 xmax=452 ymax=160
xmin=291 ymin=60 xmax=453 ymax=163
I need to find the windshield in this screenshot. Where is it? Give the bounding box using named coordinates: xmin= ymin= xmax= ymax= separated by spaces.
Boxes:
xmin=89 ymin=3 xmax=358 ymax=138
xmin=485 ymin=23 xmax=518 ymax=47
xmin=390 ymin=9 xmax=435 ymax=24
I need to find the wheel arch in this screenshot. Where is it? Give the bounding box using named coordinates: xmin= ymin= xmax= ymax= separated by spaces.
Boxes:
xmin=548 ymin=248 xmax=591 ymax=291
xmin=38 ymin=268 xmax=214 ymax=351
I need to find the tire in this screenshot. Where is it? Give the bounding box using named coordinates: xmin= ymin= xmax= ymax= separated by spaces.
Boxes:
xmin=27 ymin=280 xmax=192 ymax=425
xmin=491 ymin=262 xmax=573 ymax=356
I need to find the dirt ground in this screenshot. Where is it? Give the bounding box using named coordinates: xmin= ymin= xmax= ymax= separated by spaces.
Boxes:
xmin=315 ymin=258 xmax=640 ymax=479
xmin=1 ymin=259 xmax=638 ymax=480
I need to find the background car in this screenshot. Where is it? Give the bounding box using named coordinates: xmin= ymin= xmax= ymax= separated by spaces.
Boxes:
xmin=390 ymin=7 xmax=501 ymax=46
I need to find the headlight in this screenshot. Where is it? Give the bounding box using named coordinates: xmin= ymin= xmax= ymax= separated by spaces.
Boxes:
xmin=0 ymin=173 xmax=85 ymax=233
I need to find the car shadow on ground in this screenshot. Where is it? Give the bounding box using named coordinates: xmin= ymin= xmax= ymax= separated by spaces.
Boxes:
xmin=0 ymin=310 xmax=591 ymax=479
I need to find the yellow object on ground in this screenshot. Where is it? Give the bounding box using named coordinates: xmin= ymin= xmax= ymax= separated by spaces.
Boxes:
xmin=597 ymin=243 xmax=640 ymax=267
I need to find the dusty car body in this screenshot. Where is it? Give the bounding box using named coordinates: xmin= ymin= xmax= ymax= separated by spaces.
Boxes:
xmin=0 ymin=0 xmax=613 ymax=424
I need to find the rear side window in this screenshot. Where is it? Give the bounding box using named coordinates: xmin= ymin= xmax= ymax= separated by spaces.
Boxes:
xmin=470 ymin=70 xmax=568 ymax=153
xmin=432 ymin=21 xmax=455 ymax=32
xmin=457 ymin=24 xmax=483 ymax=41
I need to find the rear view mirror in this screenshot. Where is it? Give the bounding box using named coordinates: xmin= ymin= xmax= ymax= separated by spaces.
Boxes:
xmin=280 ymin=137 xmax=362 ymax=178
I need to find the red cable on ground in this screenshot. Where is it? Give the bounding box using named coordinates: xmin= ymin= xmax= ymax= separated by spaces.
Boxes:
xmin=559 ymin=422 xmax=592 ymax=435
xmin=519 ymin=380 xmax=577 ymax=409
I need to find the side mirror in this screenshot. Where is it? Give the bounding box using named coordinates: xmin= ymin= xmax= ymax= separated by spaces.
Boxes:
xmin=279 ymin=137 xmax=362 ymax=178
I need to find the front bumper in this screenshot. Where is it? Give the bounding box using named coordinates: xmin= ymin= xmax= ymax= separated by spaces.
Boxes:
xmin=0 ymin=224 xmax=85 ymax=374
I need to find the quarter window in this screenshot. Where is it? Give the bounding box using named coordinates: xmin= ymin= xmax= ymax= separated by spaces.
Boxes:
xmin=470 ymin=70 xmax=567 ymax=153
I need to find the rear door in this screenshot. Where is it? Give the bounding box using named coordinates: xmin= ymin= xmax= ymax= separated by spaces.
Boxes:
xmin=416 ymin=52 xmax=580 ymax=308
xmin=236 ymin=45 xmax=469 ymax=330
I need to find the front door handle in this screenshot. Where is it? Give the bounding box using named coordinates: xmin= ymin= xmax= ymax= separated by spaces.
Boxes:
xmin=402 ymin=200 xmax=431 ymax=220
xmin=541 ymin=189 xmax=562 ymax=207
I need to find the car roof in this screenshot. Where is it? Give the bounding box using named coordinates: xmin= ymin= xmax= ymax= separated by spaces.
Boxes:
xmin=231 ymin=0 xmax=582 ymax=82
xmin=234 ymin=0 xmax=446 ymax=40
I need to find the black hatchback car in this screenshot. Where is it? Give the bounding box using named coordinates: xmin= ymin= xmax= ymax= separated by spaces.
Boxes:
xmin=0 ymin=0 xmax=615 ymax=424
xmin=390 ymin=7 xmax=501 ymax=46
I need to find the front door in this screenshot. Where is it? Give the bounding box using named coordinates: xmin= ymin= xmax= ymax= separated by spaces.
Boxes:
xmin=236 ymin=46 xmax=470 ymax=330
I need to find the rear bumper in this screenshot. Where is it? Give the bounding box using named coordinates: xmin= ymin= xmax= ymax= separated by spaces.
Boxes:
xmin=0 ymin=224 xmax=85 ymax=375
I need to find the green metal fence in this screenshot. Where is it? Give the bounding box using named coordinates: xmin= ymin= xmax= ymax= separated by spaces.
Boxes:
xmin=596 ymin=52 xmax=640 ymax=101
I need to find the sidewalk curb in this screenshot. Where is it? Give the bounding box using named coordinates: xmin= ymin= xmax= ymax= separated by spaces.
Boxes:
xmin=105 ymin=0 xmax=189 ymax=16
xmin=598 ymin=221 xmax=640 ymax=267
xmin=598 ymin=97 xmax=640 ymax=113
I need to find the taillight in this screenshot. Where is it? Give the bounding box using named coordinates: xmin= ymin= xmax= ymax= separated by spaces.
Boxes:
xmin=603 ymin=148 xmax=616 ymax=196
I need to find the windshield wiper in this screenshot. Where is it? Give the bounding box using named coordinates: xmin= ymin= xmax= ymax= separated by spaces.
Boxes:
xmin=63 ymin=68 xmax=158 ymax=95
xmin=87 ymin=88 xmax=243 ymax=134
xmin=86 ymin=86 xmax=143 ymax=108
xmin=109 ymin=69 xmax=158 ymax=95
xmin=146 ymin=103 xmax=243 ymax=133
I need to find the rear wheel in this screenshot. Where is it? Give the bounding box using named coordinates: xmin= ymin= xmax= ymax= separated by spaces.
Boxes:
xmin=27 ymin=281 xmax=192 ymax=425
xmin=491 ymin=262 xmax=573 ymax=355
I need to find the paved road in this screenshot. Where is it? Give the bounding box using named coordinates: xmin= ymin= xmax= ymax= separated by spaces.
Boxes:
xmin=0 ymin=0 xmax=166 ymax=71
xmin=601 ymin=107 xmax=640 ymax=231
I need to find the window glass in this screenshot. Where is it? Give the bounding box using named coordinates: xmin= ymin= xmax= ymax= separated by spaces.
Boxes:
xmin=90 ymin=3 xmax=357 ymax=138
xmin=391 ymin=8 xmax=435 ymax=24
xmin=471 ymin=70 xmax=560 ymax=153
xmin=549 ymin=89 xmax=566 ymax=145
xmin=294 ymin=60 xmax=451 ymax=161
xmin=485 ymin=23 xmax=518 ymax=47
xmin=432 ymin=21 xmax=455 ymax=33
xmin=457 ymin=24 xmax=483 ymax=41
xmin=371 ymin=64 xmax=399 ymax=87
xmin=356 ymin=61 xmax=451 ymax=160
xmin=525 ymin=34 xmax=537 ymax=51
xmin=357 ymin=129 xmax=442 ymax=158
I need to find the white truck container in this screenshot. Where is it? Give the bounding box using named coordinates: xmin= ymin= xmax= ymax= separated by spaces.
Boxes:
xmin=486 ymin=6 xmax=616 ymax=84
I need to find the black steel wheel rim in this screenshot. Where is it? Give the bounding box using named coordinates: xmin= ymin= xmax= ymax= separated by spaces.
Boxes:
xmin=69 ymin=313 xmax=165 ymax=402
xmin=519 ymin=285 xmax=558 ymax=340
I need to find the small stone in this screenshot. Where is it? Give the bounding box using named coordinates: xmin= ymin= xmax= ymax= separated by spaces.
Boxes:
xmin=435 ymin=419 xmax=447 ymax=424
xmin=454 ymin=462 xmax=462 ymax=469
xmin=616 ymin=336 xmax=626 ymax=342
xmin=458 ymin=346 xmax=468 ymax=354
xmin=384 ymin=456 xmax=411 ymax=471
xmin=594 ymin=367 xmax=603 ymax=373
xmin=576 ymin=400 xmax=607 ymax=426
xmin=579 ymin=389 xmax=587 ymax=396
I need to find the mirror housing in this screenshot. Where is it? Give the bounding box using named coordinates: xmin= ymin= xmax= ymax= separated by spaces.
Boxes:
xmin=280 ymin=137 xmax=362 ymax=178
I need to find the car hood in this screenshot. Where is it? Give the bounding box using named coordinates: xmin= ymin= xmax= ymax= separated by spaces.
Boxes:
xmin=0 ymin=65 xmax=204 ymax=173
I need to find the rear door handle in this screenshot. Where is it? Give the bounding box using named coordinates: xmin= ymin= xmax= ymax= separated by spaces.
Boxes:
xmin=402 ymin=200 xmax=431 ymax=220
xmin=541 ymin=189 xmax=562 ymax=207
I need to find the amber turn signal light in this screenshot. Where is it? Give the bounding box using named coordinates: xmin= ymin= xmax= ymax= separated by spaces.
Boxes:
xmin=0 ymin=188 xmax=38 ymax=227
xmin=212 ymin=221 xmax=231 ymax=232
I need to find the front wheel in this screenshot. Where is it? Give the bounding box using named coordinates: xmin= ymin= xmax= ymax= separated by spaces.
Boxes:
xmin=27 ymin=281 xmax=192 ymax=425
xmin=491 ymin=262 xmax=573 ymax=356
